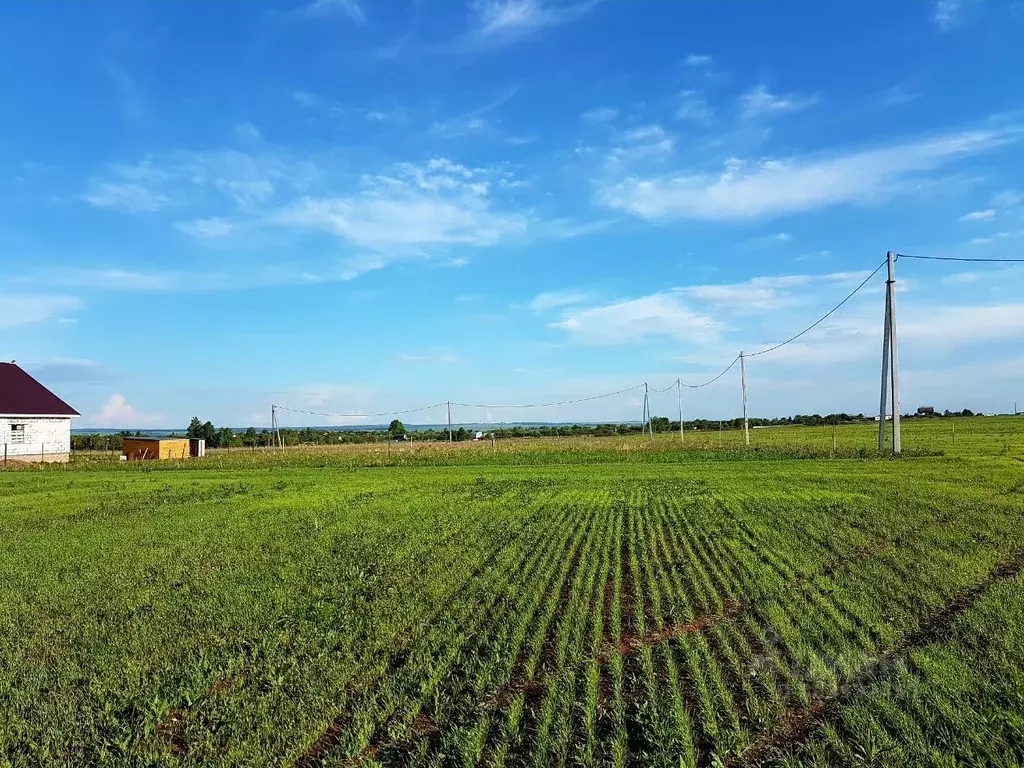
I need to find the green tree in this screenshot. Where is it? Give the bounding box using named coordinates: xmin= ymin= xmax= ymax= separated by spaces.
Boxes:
xmin=388 ymin=419 xmax=406 ymax=437
xmin=186 ymin=417 xmax=204 ymax=440
xmin=650 ymin=416 xmax=671 ymax=433
xmin=217 ymin=427 xmax=235 ymax=448
xmin=242 ymin=427 xmax=258 ymax=447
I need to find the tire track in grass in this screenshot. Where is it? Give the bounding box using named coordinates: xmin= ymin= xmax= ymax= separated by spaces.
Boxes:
xmin=726 ymin=549 xmax=1024 ymax=767
xmin=293 ymin=498 xmax=572 ymax=767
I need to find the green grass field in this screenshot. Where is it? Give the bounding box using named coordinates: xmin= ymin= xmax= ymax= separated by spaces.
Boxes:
xmin=2 ymin=417 xmax=1023 ymax=766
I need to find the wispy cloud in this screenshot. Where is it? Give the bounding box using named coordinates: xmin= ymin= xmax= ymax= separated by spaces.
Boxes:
xmin=551 ymin=293 xmax=721 ymax=345
xmin=960 ymin=208 xmax=996 ymax=221
xmin=598 ymin=127 xmax=1019 ymax=221
xmin=276 ymin=158 xmax=530 ymax=276
xmin=0 ymin=295 xmax=83 ymax=329
xmin=739 ymin=84 xmax=817 ymax=118
xmin=679 ymin=272 xmax=869 ymax=313
xmin=992 ymin=190 xmax=1023 ymax=208
xmin=304 ymin=0 xmax=366 ymax=24
xmin=175 ymin=217 xmax=238 ymax=238
xmin=933 ymin=0 xmax=968 ymax=30
xmin=82 ymin=181 xmax=169 ymax=212
xmin=528 ymin=289 xmax=592 ymax=312
xmin=581 ymin=107 xmax=618 ymax=124
xmin=684 ymin=53 xmax=713 ymax=67
xmin=675 ymin=90 xmax=713 ymax=124
xmin=457 ymin=0 xmax=599 ymax=50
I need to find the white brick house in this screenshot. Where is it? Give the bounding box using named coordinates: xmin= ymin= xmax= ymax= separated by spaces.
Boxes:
xmin=0 ymin=362 xmax=80 ymax=463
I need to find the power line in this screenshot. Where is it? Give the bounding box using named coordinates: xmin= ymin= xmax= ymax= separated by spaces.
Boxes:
xmin=452 ymin=384 xmax=644 ymax=409
xmin=897 ymin=253 xmax=1024 ymax=263
xmin=275 ymin=256 xmax=895 ymax=419
xmin=682 ymin=355 xmax=741 ymax=389
xmin=274 ymin=402 xmax=448 ymax=419
xmin=744 ymin=259 xmax=887 ymax=358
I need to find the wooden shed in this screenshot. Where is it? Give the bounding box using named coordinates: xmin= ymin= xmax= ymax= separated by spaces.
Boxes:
xmin=122 ymin=437 xmax=191 ymax=461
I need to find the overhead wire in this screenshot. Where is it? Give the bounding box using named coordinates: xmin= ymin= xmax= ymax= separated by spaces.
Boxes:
xmin=897 ymin=253 xmax=1024 ymax=263
xmin=682 ymin=354 xmax=741 ymax=388
xmin=273 ymin=402 xmax=449 ymax=418
xmin=744 ymin=258 xmax=887 ymax=358
xmin=451 ymin=384 xmax=644 ymax=409
xmin=275 ymin=253 xmax=987 ymax=419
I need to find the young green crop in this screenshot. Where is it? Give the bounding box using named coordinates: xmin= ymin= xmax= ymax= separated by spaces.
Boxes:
xmin=0 ymin=416 xmax=1022 ymax=767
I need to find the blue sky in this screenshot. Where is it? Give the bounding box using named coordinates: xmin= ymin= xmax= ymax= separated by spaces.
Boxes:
xmin=2 ymin=0 xmax=1023 ymax=428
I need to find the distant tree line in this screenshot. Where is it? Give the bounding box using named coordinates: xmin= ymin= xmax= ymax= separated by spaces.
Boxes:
xmin=69 ymin=409 xmax=990 ymax=451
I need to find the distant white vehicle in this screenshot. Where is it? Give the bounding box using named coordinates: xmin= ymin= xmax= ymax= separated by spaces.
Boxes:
xmin=473 ymin=431 xmax=485 ymax=440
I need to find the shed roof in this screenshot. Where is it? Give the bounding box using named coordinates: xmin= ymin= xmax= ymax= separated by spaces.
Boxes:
xmin=122 ymin=436 xmax=187 ymax=442
xmin=0 ymin=363 xmax=80 ymax=417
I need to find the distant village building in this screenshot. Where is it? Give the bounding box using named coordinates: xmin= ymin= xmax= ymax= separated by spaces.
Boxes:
xmin=0 ymin=361 xmax=79 ymax=463
xmin=916 ymin=406 xmax=936 ymax=415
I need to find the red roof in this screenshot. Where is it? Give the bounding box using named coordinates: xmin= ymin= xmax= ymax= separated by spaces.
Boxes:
xmin=0 ymin=363 xmax=80 ymax=417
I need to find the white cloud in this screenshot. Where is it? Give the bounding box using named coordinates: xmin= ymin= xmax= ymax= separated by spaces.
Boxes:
xmin=276 ymin=159 xmax=528 ymax=266
xmin=235 ymin=122 xmax=263 ymax=142
xmin=737 ymin=84 xmax=815 ymax=118
xmin=675 ymin=90 xmax=713 ymax=124
xmin=775 ymin=232 xmax=792 ymax=242
xmin=528 ymin=290 xmax=592 ymax=312
xmin=900 ymin=303 xmax=1024 ymax=346
xmin=304 ymin=0 xmax=366 ymax=23
xmin=933 ymin=0 xmax=969 ymax=30
xmin=430 ymin=116 xmax=489 ymax=138
xmin=992 ymin=190 xmax=1023 ymax=208
xmin=175 ymin=217 xmax=237 ymax=238
xmin=82 ymin=181 xmax=169 ymax=212
xmin=598 ymin=127 xmax=1018 ymax=221
xmin=84 ymin=148 xmax=321 ymax=218
xmin=581 ymin=107 xmax=618 ymax=124
xmin=679 ymin=272 xmax=869 ymax=313
xmin=551 ymin=293 xmax=721 ymax=345
xmin=0 ymin=295 xmax=83 ymax=329
xmin=960 ymin=208 xmax=996 ymax=221
xmin=466 ymin=0 xmax=598 ymax=46
xmin=90 ymin=394 xmax=164 ymax=427
xmin=739 ymin=85 xmax=817 ymax=118
xmin=684 ymin=53 xmax=713 ymax=67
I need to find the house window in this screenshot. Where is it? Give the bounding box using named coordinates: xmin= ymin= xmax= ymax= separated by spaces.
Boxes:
xmin=10 ymin=424 xmax=26 ymax=444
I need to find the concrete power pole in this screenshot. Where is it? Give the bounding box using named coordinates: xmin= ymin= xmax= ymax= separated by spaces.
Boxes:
xmin=740 ymin=352 xmax=750 ymax=446
xmin=887 ymin=252 xmax=901 ymax=455
xmin=677 ymin=379 xmax=684 ymax=444
xmin=877 ymin=273 xmax=892 ymax=451
xmin=878 ymin=251 xmax=901 ymax=455
xmin=447 ymin=401 xmax=452 ymax=443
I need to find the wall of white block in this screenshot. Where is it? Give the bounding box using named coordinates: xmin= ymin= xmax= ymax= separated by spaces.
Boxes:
xmin=0 ymin=417 xmax=72 ymax=461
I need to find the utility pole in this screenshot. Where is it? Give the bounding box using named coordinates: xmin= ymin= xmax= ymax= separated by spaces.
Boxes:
xmin=878 ymin=276 xmax=891 ymax=451
xmin=740 ymin=352 xmax=750 ymax=446
xmin=677 ymin=379 xmax=684 ymax=444
xmin=877 ymin=251 xmax=902 ymax=455
xmin=642 ymin=382 xmax=651 ymax=439
xmin=887 ymin=252 xmax=901 ymax=455
xmin=447 ymin=401 xmax=452 ymax=443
